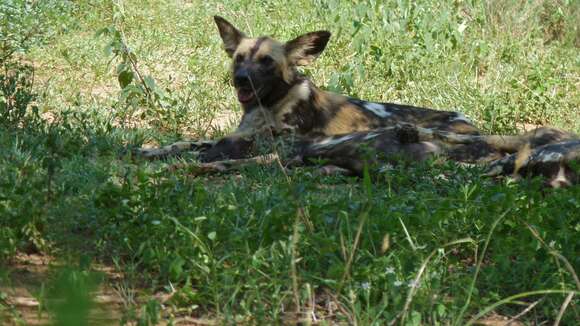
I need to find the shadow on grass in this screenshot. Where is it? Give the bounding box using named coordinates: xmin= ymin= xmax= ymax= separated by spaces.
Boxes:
xmin=0 ymin=61 xmax=159 ymax=325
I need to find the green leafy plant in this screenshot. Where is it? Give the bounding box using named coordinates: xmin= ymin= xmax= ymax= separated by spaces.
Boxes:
xmin=97 ymin=23 xmax=169 ymax=123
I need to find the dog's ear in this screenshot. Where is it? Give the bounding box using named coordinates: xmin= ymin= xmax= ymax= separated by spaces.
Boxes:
xmin=285 ymin=31 xmax=331 ymax=66
xmin=214 ymin=16 xmax=245 ymax=57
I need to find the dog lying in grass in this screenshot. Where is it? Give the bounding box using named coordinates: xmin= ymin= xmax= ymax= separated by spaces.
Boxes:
xmin=137 ymin=16 xmax=579 ymax=188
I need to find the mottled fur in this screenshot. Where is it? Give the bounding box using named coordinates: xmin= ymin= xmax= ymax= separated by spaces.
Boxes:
xmin=137 ymin=16 xmax=579 ymax=187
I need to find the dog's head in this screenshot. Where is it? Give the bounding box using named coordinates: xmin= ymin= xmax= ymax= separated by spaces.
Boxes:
xmin=214 ymin=16 xmax=330 ymax=110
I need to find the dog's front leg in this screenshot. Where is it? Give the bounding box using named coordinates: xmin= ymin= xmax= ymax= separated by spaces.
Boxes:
xmin=199 ymin=126 xmax=286 ymax=162
xmin=135 ymin=140 xmax=216 ymax=160
xmin=169 ymin=153 xmax=280 ymax=176
xmin=199 ymin=134 xmax=256 ymax=162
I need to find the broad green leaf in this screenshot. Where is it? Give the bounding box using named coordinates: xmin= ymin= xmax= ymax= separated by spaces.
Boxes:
xmin=117 ymin=70 xmax=133 ymax=89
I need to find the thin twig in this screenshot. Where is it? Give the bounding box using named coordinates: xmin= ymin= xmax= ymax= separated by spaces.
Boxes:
xmin=324 ymin=288 xmax=355 ymax=325
xmin=524 ymin=222 xmax=580 ymax=290
xmin=337 ymin=207 xmax=370 ymax=294
xmin=398 ymin=217 xmax=418 ymax=251
xmin=112 ymin=0 xmax=163 ymax=111
xmin=390 ymin=238 xmax=474 ymax=326
xmin=247 ymin=76 xmax=312 ymax=313
xmin=290 ymin=210 xmax=302 ymax=314
xmin=465 ymin=290 xmax=579 ymax=326
xmin=394 ymin=250 xmax=437 ymax=326
xmin=455 ymin=209 xmax=511 ymax=325
xmin=553 ymin=292 xmax=574 ymax=326
xmin=506 ymin=298 xmax=542 ymax=325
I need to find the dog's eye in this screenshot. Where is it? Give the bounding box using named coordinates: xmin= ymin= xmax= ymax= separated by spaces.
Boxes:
xmin=259 ymin=55 xmax=274 ymax=65
xmin=235 ymin=55 xmax=244 ymax=63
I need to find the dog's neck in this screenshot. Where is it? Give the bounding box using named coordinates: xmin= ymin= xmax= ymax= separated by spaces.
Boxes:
xmin=234 ymin=74 xmax=349 ymax=136
xmin=241 ymin=71 xmax=304 ymax=110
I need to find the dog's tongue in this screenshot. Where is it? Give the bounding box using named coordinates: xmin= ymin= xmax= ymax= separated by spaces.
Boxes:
xmin=237 ymin=89 xmax=254 ymax=103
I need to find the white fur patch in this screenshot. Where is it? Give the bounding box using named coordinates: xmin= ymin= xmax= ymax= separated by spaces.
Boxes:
xmin=236 ymin=109 xmax=275 ymax=133
xmin=363 ymin=102 xmax=392 ymax=118
xmin=549 ymin=165 xmax=571 ymax=188
xmin=420 ymin=141 xmax=441 ymax=154
xmin=363 ymin=132 xmax=381 ymax=141
xmin=484 ymin=164 xmax=505 ymax=176
xmin=273 ymin=80 xmax=311 ymax=129
xmin=450 ymin=112 xmax=472 ymax=124
xmin=313 ymin=134 xmax=356 ymax=149
xmin=540 ymin=151 xmax=563 ymax=163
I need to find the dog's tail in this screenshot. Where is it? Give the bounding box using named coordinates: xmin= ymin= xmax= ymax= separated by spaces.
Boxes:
xmin=483 ymin=127 xmax=577 ymax=153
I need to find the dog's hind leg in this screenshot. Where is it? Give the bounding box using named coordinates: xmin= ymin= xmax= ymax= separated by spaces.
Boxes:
xmin=485 ymin=139 xmax=580 ymax=187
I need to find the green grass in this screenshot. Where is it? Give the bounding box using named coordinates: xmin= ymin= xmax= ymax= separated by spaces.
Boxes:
xmin=1 ymin=0 xmax=579 ymax=324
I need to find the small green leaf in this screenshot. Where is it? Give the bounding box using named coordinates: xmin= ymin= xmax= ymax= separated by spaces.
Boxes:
xmin=116 ymin=63 xmax=128 ymax=74
xmin=103 ymin=44 xmax=113 ymax=57
xmin=169 ymin=256 xmax=184 ymax=280
xmin=144 ymin=76 xmax=156 ymax=90
xmin=207 ymin=231 xmax=216 ymax=240
xmin=94 ymin=27 xmax=110 ymax=37
xmin=118 ymin=70 xmax=133 ymax=89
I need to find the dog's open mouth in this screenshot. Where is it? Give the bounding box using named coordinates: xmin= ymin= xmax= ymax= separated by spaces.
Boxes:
xmin=237 ymin=88 xmax=255 ymax=104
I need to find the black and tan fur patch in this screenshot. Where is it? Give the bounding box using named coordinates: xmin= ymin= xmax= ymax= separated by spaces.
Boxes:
xmin=136 ymin=16 xmax=580 ymax=187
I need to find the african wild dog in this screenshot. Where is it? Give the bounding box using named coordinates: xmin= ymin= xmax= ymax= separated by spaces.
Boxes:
xmin=202 ymin=16 xmax=479 ymax=161
xmin=138 ymin=16 xmax=579 ymax=187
